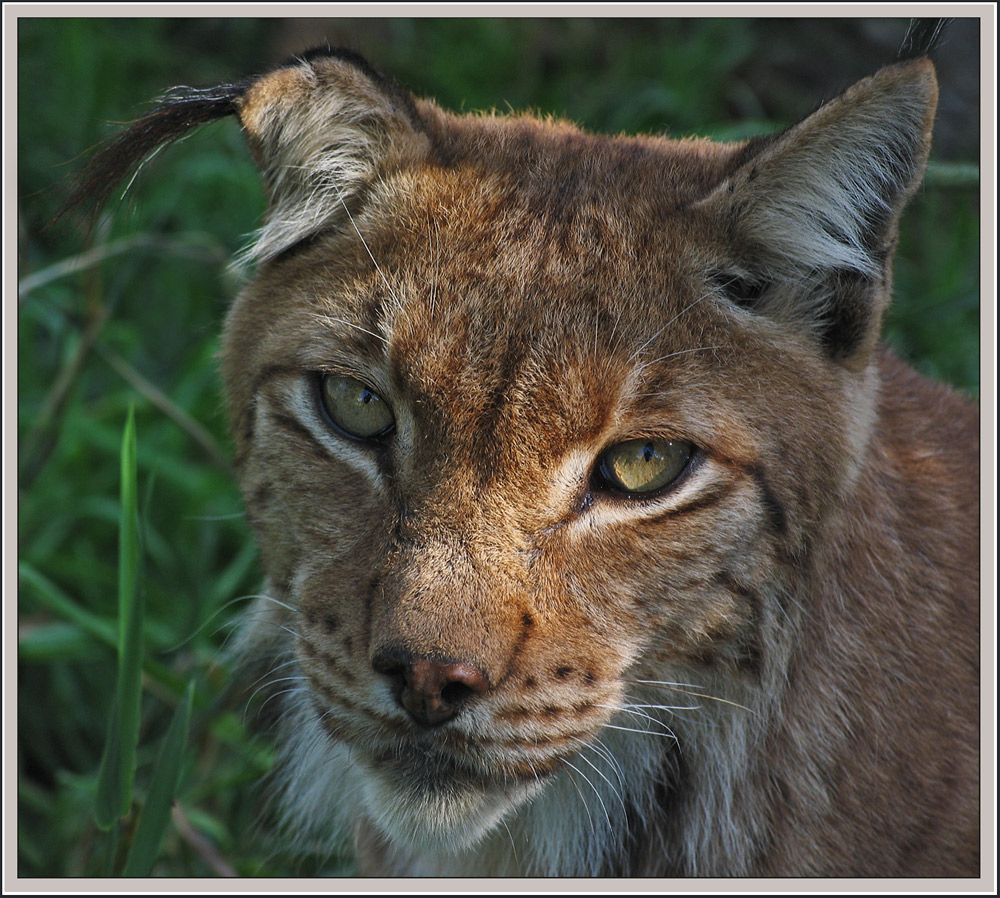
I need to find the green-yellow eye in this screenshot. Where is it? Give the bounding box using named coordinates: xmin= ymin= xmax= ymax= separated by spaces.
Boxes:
xmin=319 ymin=373 xmax=395 ymax=441
xmin=596 ymin=438 xmax=694 ymax=495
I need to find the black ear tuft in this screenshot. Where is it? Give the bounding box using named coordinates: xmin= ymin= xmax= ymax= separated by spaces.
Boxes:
xmin=60 ymin=80 xmax=251 ymax=231
xmin=897 ymin=18 xmax=952 ymax=61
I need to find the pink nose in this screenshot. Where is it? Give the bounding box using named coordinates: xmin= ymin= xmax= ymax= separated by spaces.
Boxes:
xmin=373 ymin=651 xmax=490 ymax=727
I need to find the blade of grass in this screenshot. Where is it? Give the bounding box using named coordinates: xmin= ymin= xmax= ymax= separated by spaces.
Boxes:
xmin=95 ymin=408 xmax=144 ymax=829
xmin=17 ymin=232 xmax=228 ymax=301
xmin=18 ymin=562 xmax=117 ymax=647
xmin=18 ymin=620 xmax=105 ymax=661
xmin=171 ymin=804 xmax=237 ymax=877
xmin=18 ymin=560 xmax=186 ymax=695
xmin=17 ymin=300 xmax=108 ymax=488
xmin=96 ymin=343 xmax=232 ymax=473
xmin=20 ymin=560 xmax=268 ymax=773
xmin=102 ymin=820 xmax=120 ymax=877
xmin=122 ymin=682 xmax=195 ymax=876
xmin=923 ymin=160 xmax=980 ymax=189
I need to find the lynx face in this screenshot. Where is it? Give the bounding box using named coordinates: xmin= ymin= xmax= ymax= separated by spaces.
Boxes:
xmin=75 ymin=26 xmax=978 ymax=877
xmin=227 ymin=154 xmax=828 ymax=854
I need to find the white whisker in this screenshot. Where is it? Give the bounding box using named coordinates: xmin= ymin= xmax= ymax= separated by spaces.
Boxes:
xmin=574 ymin=749 xmax=628 ymax=822
xmin=628 ymin=680 xmax=753 ymax=713
xmin=635 ymin=344 xmax=723 ymax=374
xmin=559 ymin=761 xmax=598 ymax=839
xmin=600 ymin=721 xmax=679 ymax=743
xmin=250 ymin=684 xmax=304 ymax=720
xmin=626 ymin=291 xmax=714 ymax=364
xmin=622 ymin=700 xmax=702 ymax=712
xmin=338 ymin=194 xmax=401 ymax=308
xmin=583 ymin=736 xmax=627 ymax=790
xmin=247 ymin=657 xmax=302 ymax=692
xmin=315 ymin=313 xmax=389 ymax=347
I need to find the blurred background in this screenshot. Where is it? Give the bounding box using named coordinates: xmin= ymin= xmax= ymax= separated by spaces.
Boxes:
xmin=16 ymin=16 xmax=981 ymax=877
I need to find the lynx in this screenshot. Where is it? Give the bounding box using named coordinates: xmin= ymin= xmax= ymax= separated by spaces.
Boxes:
xmin=73 ymin=21 xmax=979 ymax=877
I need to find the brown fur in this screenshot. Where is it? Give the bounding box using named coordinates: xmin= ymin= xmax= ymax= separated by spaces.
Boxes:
xmin=77 ymin=32 xmax=980 ymax=877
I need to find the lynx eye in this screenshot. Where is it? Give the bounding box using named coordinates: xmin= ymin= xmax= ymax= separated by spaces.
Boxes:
xmin=596 ymin=438 xmax=694 ymax=495
xmin=319 ymin=373 xmax=395 ymax=441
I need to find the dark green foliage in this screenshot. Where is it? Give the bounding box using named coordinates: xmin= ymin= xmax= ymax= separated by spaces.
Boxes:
xmin=122 ymin=682 xmax=195 ymax=877
xmin=17 ymin=16 xmax=979 ymax=878
xmin=94 ymin=408 xmax=143 ymax=831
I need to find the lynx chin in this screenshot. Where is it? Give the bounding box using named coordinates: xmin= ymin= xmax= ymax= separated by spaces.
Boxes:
xmin=73 ymin=20 xmax=979 ymax=877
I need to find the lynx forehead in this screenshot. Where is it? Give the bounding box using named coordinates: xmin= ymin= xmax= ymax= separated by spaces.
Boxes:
xmin=76 ymin=21 xmax=978 ymax=878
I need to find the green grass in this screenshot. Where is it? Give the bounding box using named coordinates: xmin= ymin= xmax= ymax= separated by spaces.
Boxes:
xmin=16 ymin=16 xmax=979 ymax=878
xmin=94 ymin=407 xmax=143 ymax=832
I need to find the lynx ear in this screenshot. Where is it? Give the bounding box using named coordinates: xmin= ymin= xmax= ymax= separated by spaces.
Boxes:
xmin=236 ymin=49 xmax=431 ymax=261
xmin=707 ymin=57 xmax=938 ymax=364
xmin=63 ymin=49 xmax=428 ymax=261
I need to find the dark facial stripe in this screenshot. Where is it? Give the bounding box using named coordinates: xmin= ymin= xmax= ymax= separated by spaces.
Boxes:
xmin=251 ymin=364 xmax=302 ymax=400
xmin=643 ymin=481 xmax=736 ymax=525
xmin=750 ymin=466 xmax=787 ymax=534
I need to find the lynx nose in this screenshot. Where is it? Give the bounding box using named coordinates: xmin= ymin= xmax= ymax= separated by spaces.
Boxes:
xmin=373 ymin=650 xmax=490 ymax=727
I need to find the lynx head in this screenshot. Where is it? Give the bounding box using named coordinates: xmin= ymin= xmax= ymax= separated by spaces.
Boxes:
xmin=70 ymin=33 xmax=943 ymax=874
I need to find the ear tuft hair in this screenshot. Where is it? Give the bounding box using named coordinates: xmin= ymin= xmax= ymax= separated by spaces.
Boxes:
xmin=60 ymin=47 xmax=427 ymax=259
xmin=897 ymin=17 xmax=952 ymax=61
xmin=62 ymin=80 xmax=251 ymax=230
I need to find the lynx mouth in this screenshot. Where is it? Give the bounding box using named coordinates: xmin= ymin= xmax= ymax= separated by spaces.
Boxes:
xmin=369 ymin=742 xmax=558 ymax=789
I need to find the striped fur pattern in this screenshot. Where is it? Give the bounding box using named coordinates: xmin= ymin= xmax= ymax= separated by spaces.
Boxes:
xmin=77 ymin=22 xmax=979 ymax=877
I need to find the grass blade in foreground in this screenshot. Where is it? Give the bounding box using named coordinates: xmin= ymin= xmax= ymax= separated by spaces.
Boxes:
xmin=122 ymin=682 xmax=195 ymax=876
xmin=95 ymin=408 xmax=144 ymax=829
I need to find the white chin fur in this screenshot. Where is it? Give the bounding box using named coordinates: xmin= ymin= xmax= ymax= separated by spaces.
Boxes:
xmin=273 ymin=696 xmax=540 ymax=857
xmin=358 ymin=761 xmax=543 ymax=853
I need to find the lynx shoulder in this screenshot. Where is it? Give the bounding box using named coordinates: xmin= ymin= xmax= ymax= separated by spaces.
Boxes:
xmin=74 ymin=22 xmax=979 ymax=877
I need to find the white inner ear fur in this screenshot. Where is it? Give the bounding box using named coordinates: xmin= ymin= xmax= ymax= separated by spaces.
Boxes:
xmin=712 ymin=61 xmax=937 ymax=280
xmin=237 ymin=58 xmax=430 ymax=263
